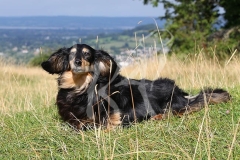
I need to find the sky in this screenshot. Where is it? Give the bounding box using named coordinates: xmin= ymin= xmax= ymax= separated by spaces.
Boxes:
xmin=0 ymin=0 xmax=164 ymax=17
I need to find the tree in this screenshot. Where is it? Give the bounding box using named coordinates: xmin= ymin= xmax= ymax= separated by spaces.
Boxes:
xmin=29 ymin=49 xmax=52 ymax=66
xmin=219 ymin=0 xmax=240 ymax=28
xmin=144 ymin=0 xmax=220 ymax=52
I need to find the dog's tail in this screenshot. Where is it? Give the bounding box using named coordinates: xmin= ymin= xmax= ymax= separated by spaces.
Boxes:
xmin=181 ymin=88 xmax=231 ymax=114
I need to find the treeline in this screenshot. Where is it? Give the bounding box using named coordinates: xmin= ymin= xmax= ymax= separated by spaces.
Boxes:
xmin=143 ymin=0 xmax=240 ymax=57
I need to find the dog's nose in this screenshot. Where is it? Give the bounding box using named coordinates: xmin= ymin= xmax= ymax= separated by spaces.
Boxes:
xmin=75 ymin=59 xmax=81 ymax=66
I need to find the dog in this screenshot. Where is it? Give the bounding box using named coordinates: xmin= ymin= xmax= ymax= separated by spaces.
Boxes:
xmin=41 ymin=44 xmax=231 ymax=130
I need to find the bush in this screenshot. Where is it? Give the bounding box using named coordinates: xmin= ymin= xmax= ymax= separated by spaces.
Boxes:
xmin=29 ymin=50 xmax=52 ymax=67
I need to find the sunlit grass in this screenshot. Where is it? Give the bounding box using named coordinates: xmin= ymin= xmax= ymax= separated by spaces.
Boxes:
xmin=121 ymin=50 xmax=240 ymax=90
xmin=0 ymin=60 xmax=57 ymax=114
xmin=0 ymin=50 xmax=239 ymax=159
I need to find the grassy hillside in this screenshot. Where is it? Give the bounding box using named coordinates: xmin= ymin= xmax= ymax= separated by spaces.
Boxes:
xmin=0 ymin=53 xmax=239 ymax=159
xmin=1 ymin=23 xmax=159 ymax=64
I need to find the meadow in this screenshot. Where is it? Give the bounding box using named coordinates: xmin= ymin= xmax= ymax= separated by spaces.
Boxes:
xmin=0 ymin=50 xmax=239 ymax=159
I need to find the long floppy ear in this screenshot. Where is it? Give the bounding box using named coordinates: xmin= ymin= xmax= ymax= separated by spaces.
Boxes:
xmin=41 ymin=47 xmax=70 ymax=74
xmin=94 ymin=50 xmax=120 ymax=78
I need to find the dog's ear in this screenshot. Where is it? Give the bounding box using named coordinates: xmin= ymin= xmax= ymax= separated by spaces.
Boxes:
xmin=94 ymin=50 xmax=120 ymax=78
xmin=41 ymin=48 xmax=70 ymax=74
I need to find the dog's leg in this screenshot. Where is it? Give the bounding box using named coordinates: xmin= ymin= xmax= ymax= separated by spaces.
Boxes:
xmin=106 ymin=112 xmax=122 ymax=130
xmin=150 ymin=109 xmax=173 ymax=120
xmin=173 ymin=105 xmax=203 ymax=117
xmin=150 ymin=114 xmax=167 ymax=120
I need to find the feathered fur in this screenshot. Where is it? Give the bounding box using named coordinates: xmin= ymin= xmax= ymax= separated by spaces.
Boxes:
xmin=41 ymin=44 xmax=231 ymax=130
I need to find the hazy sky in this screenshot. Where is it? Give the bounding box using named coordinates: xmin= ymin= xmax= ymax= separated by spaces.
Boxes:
xmin=0 ymin=0 xmax=164 ymax=17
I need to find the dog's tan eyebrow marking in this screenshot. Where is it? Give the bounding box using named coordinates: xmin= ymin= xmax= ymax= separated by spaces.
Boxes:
xmin=82 ymin=48 xmax=90 ymax=53
xmin=71 ymin=48 xmax=77 ymax=53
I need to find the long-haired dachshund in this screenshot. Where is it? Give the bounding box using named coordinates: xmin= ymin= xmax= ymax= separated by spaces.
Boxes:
xmin=41 ymin=44 xmax=231 ymax=130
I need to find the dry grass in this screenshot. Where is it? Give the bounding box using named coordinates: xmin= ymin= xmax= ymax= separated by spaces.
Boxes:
xmin=1 ymin=51 xmax=239 ymax=113
xmin=121 ymin=51 xmax=240 ymax=90
xmin=0 ymin=60 xmax=57 ymax=114
xmin=0 ymin=51 xmax=239 ymax=159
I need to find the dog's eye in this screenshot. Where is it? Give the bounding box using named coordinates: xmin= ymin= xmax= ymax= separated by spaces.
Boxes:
xmin=83 ymin=51 xmax=90 ymax=56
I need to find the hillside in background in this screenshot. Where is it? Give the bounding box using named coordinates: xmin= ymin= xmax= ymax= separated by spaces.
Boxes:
xmin=0 ymin=16 xmax=165 ymax=64
xmin=0 ymin=16 xmax=163 ymax=29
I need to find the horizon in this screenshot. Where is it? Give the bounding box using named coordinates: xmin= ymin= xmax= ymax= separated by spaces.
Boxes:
xmin=0 ymin=16 xmax=164 ymax=29
xmin=0 ymin=15 xmax=159 ymax=18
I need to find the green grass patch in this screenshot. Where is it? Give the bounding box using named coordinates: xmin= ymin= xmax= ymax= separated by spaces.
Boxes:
xmin=0 ymin=57 xmax=239 ymax=159
xmin=1 ymin=89 xmax=239 ymax=159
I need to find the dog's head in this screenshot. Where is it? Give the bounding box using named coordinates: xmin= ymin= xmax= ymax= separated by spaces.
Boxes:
xmin=68 ymin=44 xmax=95 ymax=74
xmin=68 ymin=44 xmax=119 ymax=78
xmin=41 ymin=44 xmax=96 ymax=93
xmin=41 ymin=44 xmax=120 ymax=91
xmin=41 ymin=44 xmax=96 ymax=75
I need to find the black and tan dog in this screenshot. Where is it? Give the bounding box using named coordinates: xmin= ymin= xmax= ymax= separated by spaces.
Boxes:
xmin=41 ymin=44 xmax=231 ymax=130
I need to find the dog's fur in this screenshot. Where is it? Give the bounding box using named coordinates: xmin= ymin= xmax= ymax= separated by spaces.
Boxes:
xmin=41 ymin=44 xmax=231 ymax=130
